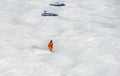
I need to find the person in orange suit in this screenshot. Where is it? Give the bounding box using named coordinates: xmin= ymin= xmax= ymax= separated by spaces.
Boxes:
xmin=48 ymin=40 xmax=53 ymax=51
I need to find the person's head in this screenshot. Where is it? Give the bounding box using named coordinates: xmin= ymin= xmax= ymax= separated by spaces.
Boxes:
xmin=50 ymin=40 xmax=52 ymax=43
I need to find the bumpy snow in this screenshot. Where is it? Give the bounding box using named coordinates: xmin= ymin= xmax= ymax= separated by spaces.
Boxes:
xmin=0 ymin=0 xmax=120 ymax=76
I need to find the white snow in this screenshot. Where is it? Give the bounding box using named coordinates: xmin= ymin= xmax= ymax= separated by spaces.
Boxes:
xmin=0 ymin=0 xmax=120 ymax=76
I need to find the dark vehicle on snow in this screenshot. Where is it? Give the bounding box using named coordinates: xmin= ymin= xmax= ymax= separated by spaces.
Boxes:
xmin=49 ymin=2 xmax=65 ymax=6
xmin=41 ymin=11 xmax=58 ymax=16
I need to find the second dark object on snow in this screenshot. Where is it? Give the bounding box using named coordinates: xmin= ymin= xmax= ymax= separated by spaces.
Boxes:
xmin=41 ymin=11 xmax=58 ymax=16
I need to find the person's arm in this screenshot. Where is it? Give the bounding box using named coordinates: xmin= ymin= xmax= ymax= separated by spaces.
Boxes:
xmin=48 ymin=43 xmax=49 ymax=47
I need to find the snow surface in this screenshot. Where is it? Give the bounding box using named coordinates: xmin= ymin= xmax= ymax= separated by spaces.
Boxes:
xmin=0 ymin=0 xmax=120 ymax=76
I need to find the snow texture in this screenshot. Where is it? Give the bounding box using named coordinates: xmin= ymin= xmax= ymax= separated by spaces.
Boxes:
xmin=0 ymin=0 xmax=120 ymax=76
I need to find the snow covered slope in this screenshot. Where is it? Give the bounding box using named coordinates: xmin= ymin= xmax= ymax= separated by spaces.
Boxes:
xmin=0 ymin=0 xmax=120 ymax=76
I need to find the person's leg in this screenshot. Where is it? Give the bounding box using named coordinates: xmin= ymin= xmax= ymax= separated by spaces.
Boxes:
xmin=51 ymin=48 xmax=52 ymax=51
xmin=50 ymin=48 xmax=52 ymax=51
xmin=48 ymin=47 xmax=52 ymax=51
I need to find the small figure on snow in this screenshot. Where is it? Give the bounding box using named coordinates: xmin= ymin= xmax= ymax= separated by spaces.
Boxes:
xmin=48 ymin=40 xmax=53 ymax=51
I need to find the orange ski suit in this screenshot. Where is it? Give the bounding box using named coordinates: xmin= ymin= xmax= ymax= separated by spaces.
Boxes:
xmin=48 ymin=42 xmax=53 ymax=51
